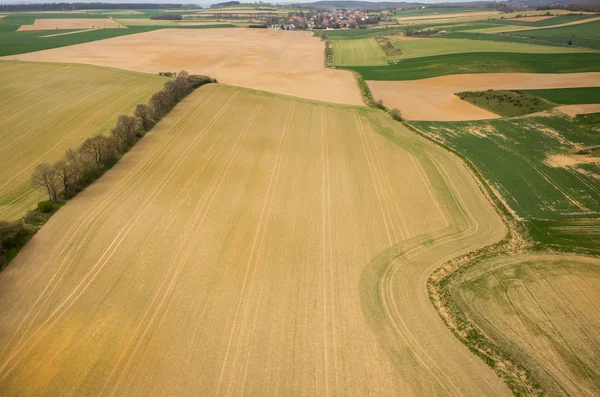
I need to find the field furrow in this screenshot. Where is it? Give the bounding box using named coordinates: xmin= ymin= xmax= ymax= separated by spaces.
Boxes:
xmin=0 ymin=84 xmax=508 ymax=396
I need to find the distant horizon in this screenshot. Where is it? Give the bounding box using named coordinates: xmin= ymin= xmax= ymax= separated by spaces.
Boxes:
xmin=0 ymin=0 xmax=505 ymax=6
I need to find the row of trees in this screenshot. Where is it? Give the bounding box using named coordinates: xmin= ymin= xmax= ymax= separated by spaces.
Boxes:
xmin=1 ymin=72 xmax=215 ymax=268
xmin=151 ymin=14 xmax=183 ymax=20
xmin=31 ymin=72 xmax=216 ymax=205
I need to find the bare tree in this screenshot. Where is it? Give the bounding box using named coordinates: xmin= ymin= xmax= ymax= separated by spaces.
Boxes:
xmin=65 ymin=148 xmax=86 ymax=181
xmin=80 ymin=135 xmax=115 ymax=167
xmin=134 ymin=103 xmax=155 ymax=131
xmin=54 ymin=159 xmax=74 ymax=193
xmin=149 ymin=90 xmax=172 ymax=118
xmin=111 ymin=115 xmax=140 ymax=149
xmin=31 ymin=163 xmax=59 ymax=202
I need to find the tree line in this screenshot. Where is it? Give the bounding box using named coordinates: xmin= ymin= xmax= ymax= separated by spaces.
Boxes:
xmin=0 ymin=3 xmax=190 ymax=12
xmin=151 ymin=14 xmax=183 ymax=20
xmin=0 ymin=72 xmax=216 ymax=270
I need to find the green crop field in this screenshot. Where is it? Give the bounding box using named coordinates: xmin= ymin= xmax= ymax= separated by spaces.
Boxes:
xmin=523 ymin=87 xmax=600 ymax=104
xmin=487 ymin=14 xmax=596 ymax=27
xmin=0 ymin=13 xmax=234 ymax=56
xmin=395 ymin=7 xmax=488 ymax=16
xmin=509 ymin=20 xmax=600 ymax=49
xmin=321 ymin=27 xmax=402 ymax=40
xmin=441 ymin=32 xmax=570 ymax=47
xmin=412 ymin=116 xmax=600 ymax=252
xmin=0 ymin=60 xmax=166 ymax=221
xmin=348 ymin=52 xmax=600 ymax=80
xmin=390 ymin=37 xmax=591 ymax=59
xmin=332 ymin=38 xmax=388 ymax=66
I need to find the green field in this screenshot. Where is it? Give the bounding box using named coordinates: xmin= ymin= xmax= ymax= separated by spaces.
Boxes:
xmin=390 ymin=37 xmax=591 ymax=59
xmin=348 ymin=52 xmax=600 ymax=80
xmin=395 ymin=7 xmax=488 ymax=16
xmin=523 ymin=87 xmax=600 ymax=104
xmin=0 ymin=60 xmax=166 ymax=221
xmin=332 ymin=38 xmax=389 ymax=66
xmin=0 ymin=13 xmax=234 ymax=56
xmin=412 ymin=116 xmax=600 ymax=252
xmin=488 ymin=14 xmax=596 ymax=27
xmin=509 ymin=20 xmax=600 ymax=49
xmin=456 ymin=90 xmax=553 ymax=117
xmin=322 ymin=27 xmax=402 ymax=40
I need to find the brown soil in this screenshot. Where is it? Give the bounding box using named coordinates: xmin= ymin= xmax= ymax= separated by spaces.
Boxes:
xmin=17 ymin=18 xmax=124 ymax=31
xmin=5 ymin=29 xmax=364 ymax=106
xmin=556 ymin=104 xmax=600 ymax=117
xmin=368 ymin=72 xmax=600 ymax=121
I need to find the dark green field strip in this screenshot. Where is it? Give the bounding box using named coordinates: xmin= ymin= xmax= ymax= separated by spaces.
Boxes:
xmin=442 ymin=24 xmax=499 ymax=32
xmin=322 ymin=27 xmax=403 ymax=40
xmin=523 ymin=87 xmax=600 ymax=104
xmin=487 ymin=14 xmax=597 ymax=27
xmin=412 ymin=117 xmax=600 ymax=221
xmin=348 ymin=52 xmax=600 ymax=81
xmin=511 ymin=20 xmax=600 ymax=39
xmin=527 ymin=218 xmax=600 ymax=255
xmin=442 ymin=32 xmax=570 ymax=47
xmin=574 ymin=112 xmax=600 ymax=126
xmin=0 ymin=24 xmax=235 ymax=57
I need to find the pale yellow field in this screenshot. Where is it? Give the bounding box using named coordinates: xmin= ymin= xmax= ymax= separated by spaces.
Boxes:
xmin=0 ymin=84 xmax=508 ymax=396
xmin=0 ymin=60 xmax=166 ymax=221
xmin=17 ymin=18 xmax=124 ymax=31
xmin=5 ymin=29 xmax=364 ymax=107
xmin=368 ymin=72 xmax=600 ymax=121
xmin=557 ymin=104 xmax=600 ymax=117
xmin=450 ymin=253 xmax=600 ymax=395
xmin=396 ymin=11 xmax=500 ymax=21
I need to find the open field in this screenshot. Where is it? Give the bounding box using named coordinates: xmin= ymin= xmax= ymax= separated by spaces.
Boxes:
xmin=116 ymin=18 xmax=230 ymax=27
xmin=368 ymin=72 xmax=600 ymax=121
xmin=349 ymin=53 xmax=600 ymax=81
xmin=448 ymin=253 xmax=600 ymax=395
xmin=389 ymin=37 xmax=592 ymax=59
xmin=0 ymin=13 xmax=235 ymax=57
xmin=5 ymin=29 xmax=363 ymax=106
xmin=523 ymin=87 xmax=600 ymax=104
xmin=509 ymin=19 xmax=600 ymax=49
xmin=557 ymin=104 xmax=600 ymax=117
xmin=396 ymin=11 xmax=499 ymax=21
xmin=412 ymin=116 xmax=600 ymax=221
xmin=17 ymin=18 xmax=124 ymax=31
xmin=0 ymin=84 xmax=509 ymax=396
xmin=332 ymin=38 xmax=388 ymax=66
xmin=0 ymin=60 xmax=165 ymax=221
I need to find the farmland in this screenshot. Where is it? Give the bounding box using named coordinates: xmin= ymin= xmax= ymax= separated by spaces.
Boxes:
xmin=367 ymin=72 xmax=600 ymax=121
xmin=2 ymin=2 xmax=600 ymax=396
xmin=447 ymin=253 xmax=600 ymax=395
xmin=0 ymin=84 xmax=508 ymax=395
xmin=0 ymin=60 xmax=165 ymax=221
xmin=332 ymin=38 xmax=388 ymax=66
xmin=5 ymin=28 xmax=363 ymax=106
xmin=412 ymin=115 xmax=600 ymax=252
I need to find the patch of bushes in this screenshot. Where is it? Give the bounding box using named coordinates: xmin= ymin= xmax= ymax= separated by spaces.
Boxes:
xmin=151 ymin=14 xmax=183 ymax=20
xmin=0 ymin=71 xmax=217 ymax=272
xmin=457 ymin=90 xmax=554 ymax=117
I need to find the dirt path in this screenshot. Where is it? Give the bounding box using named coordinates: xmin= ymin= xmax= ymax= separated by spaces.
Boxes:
xmin=4 ymin=28 xmax=364 ymax=107
xmin=368 ymin=72 xmax=600 ymax=121
xmin=0 ymin=85 xmax=509 ymax=396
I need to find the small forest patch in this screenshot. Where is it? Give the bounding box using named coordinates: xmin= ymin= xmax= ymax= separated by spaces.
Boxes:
xmin=456 ymin=90 xmax=553 ymax=117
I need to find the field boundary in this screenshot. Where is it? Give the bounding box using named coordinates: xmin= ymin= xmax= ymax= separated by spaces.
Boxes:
xmin=0 ymin=73 xmax=217 ymax=271
xmin=405 ymin=121 xmax=546 ymax=395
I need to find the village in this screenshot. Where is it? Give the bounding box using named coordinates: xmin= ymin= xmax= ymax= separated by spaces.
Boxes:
xmin=272 ymin=8 xmax=378 ymax=30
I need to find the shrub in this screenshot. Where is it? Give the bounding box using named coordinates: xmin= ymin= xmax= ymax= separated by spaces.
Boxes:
xmin=390 ymin=108 xmax=402 ymax=121
xmin=37 ymin=200 xmax=58 ymax=214
xmin=0 ymin=221 xmax=31 ymax=250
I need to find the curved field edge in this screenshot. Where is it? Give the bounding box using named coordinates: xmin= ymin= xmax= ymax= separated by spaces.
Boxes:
xmin=448 ymin=253 xmax=600 ymax=396
xmin=407 ymin=121 xmax=597 ymax=395
xmin=0 ymin=85 xmax=509 ymax=395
